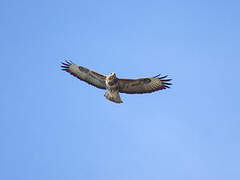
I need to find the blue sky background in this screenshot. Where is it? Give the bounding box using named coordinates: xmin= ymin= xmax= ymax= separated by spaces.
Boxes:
xmin=1 ymin=0 xmax=240 ymax=179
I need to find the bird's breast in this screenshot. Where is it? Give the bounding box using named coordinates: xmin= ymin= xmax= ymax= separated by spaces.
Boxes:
xmin=106 ymin=79 xmax=119 ymax=92
xmin=107 ymin=78 xmax=118 ymax=86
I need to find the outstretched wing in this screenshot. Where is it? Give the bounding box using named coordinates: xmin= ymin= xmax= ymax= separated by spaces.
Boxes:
xmin=61 ymin=61 xmax=106 ymax=89
xmin=118 ymin=74 xmax=172 ymax=94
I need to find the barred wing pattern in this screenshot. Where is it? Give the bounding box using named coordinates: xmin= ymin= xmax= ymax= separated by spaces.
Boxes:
xmin=118 ymin=74 xmax=172 ymax=94
xmin=61 ymin=61 xmax=106 ymax=89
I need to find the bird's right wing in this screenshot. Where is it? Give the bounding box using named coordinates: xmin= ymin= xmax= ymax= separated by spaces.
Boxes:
xmin=118 ymin=74 xmax=172 ymax=94
xmin=61 ymin=61 xmax=106 ymax=89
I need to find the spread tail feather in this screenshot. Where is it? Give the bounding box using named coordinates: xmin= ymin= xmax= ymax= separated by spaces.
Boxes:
xmin=104 ymin=91 xmax=123 ymax=104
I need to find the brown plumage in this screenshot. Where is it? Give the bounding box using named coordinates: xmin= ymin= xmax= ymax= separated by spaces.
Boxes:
xmin=61 ymin=61 xmax=172 ymax=103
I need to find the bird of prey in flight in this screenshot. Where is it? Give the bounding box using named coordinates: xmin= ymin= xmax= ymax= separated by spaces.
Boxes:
xmin=61 ymin=61 xmax=172 ymax=103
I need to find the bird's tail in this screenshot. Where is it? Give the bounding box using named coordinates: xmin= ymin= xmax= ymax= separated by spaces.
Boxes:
xmin=104 ymin=91 xmax=123 ymax=104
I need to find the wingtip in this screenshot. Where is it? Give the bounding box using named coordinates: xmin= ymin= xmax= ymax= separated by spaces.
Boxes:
xmin=153 ymin=74 xmax=161 ymax=78
xmin=159 ymin=75 xmax=168 ymax=79
xmin=60 ymin=60 xmax=75 ymax=70
xmin=155 ymin=74 xmax=173 ymax=88
xmin=61 ymin=60 xmax=74 ymax=65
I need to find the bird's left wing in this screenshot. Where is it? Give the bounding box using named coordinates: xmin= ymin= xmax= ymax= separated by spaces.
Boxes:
xmin=61 ymin=61 xmax=106 ymax=89
xmin=118 ymin=74 xmax=172 ymax=94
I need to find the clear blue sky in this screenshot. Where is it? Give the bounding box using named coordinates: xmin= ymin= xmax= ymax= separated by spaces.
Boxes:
xmin=1 ymin=0 xmax=240 ymax=179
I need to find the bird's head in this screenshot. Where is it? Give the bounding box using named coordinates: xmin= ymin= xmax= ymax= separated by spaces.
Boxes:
xmin=108 ymin=72 xmax=116 ymax=80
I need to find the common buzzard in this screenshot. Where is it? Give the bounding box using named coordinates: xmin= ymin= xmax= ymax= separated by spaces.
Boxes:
xmin=61 ymin=61 xmax=172 ymax=103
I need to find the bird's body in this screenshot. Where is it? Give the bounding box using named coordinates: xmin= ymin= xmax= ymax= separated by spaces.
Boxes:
xmin=104 ymin=73 xmax=123 ymax=103
xmin=61 ymin=61 xmax=172 ymax=103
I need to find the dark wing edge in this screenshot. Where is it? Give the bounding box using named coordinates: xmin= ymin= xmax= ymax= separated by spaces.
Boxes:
xmin=153 ymin=74 xmax=172 ymax=90
xmin=61 ymin=60 xmax=106 ymax=89
xmin=118 ymin=74 xmax=172 ymax=94
xmin=61 ymin=60 xmax=74 ymax=71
